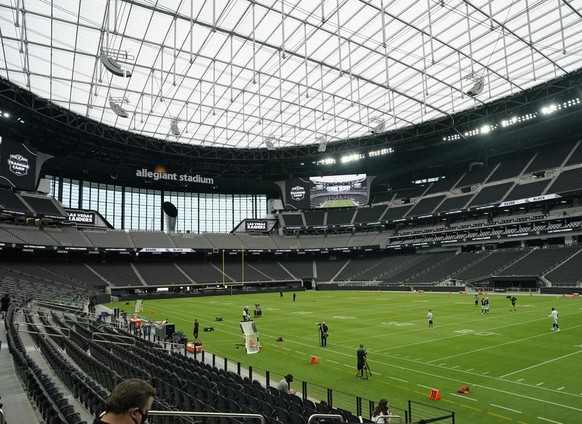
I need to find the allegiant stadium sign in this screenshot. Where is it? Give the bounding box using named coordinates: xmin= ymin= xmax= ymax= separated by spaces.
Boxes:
xmin=136 ymin=169 xmax=214 ymax=185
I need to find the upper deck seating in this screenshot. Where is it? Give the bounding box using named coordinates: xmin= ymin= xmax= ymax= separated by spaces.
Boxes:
xmin=346 ymin=231 xmax=382 ymax=247
xmin=503 ymin=180 xmax=550 ymax=202
xmin=488 ymin=153 xmax=534 ymax=182
xmin=423 ymin=176 xmax=460 ymax=195
xmin=546 ymin=167 xmax=582 ymax=194
xmin=455 ymin=165 xmax=495 ymax=188
xmin=238 ymin=234 xmax=279 ymax=250
xmin=270 ymin=235 xmax=301 ymax=249
xmin=169 ymin=233 xmax=214 ymax=249
xmin=434 ymin=194 xmax=472 ymax=213
xmin=326 ymin=208 xmax=357 ymax=225
xmin=82 ymin=230 xmax=135 ymax=248
xmin=304 ymin=210 xmax=325 ymax=226
xmin=0 ymin=188 xmax=32 ymax=215
xmin=20 ymin=194 xmax=67 ymax=219
xmin=466 ymin=182 xmax=513 ymax=208
xmin=407 ymin=195 xmax=445 ymax=217
xmin=44 ymin=227 xmax=94 ymax=247
xmin=129 ymin=231 xmax=176 ymax=248
xmin=382 ymin=205 xmax=412 ymax=221
xmin=3 ymin=224 xmax=60 ymax=246
xmin=323 ymin=234 xmax=352 ymax=248
xmin=565 ymin=141 xmax=582 ymax=166
xmin=353 ymin=205 xmax=387 ymax=223
xmin=281 ymin=213 xmax=304 ymax=227
xmin=393 ymin=185 xmax=428 ymax=200
xmin=298 ymin=235 xmax=324 ymax=249
xmin=371 ymin=191 xmax=394 ymax=204
xmin=523 ymin=141 xmax=576 ymax=174
xmin=205 ymin=233 xmax=245 ymax=249
xmin=0 ymin=224 xmax=28 ymax=243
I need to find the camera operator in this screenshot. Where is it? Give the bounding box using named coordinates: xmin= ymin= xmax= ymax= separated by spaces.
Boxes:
xmin=356 ymin=344 xmax=367 ymax=379
xmin=317 ymin=322 xmax=329 ymax=347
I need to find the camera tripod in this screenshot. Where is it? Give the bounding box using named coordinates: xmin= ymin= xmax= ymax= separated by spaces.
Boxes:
xmin=363 ymin=361 xmax=372 ymax=379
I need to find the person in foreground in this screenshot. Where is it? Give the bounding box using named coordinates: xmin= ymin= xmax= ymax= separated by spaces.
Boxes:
xmin=371 ymin=399 xmax=392 ymax=423
xmin=93 ymin=378 xmax=156 ymax=424
xmin=277 ymin=373 xmax=296 ymax=395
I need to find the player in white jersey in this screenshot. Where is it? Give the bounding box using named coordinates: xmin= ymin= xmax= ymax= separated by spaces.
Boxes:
xmin=427 ymin=310 xmax=433 ymax=328
xmin=549 ymin=307 xmax=560 ymax=332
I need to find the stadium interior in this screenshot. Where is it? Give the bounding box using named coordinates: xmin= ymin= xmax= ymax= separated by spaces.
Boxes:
xmin=1 ymin=1 xmax=582 ymax=424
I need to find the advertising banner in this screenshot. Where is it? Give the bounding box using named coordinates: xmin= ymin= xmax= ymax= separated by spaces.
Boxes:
xmin=0 ymin=138 xmax=38 ymax=191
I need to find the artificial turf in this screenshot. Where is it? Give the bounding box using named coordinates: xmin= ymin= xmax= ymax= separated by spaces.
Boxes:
xmin=107 ymin=290 xmax=581 ymax=424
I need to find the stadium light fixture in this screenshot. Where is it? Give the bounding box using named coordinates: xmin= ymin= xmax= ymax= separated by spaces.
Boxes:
xmin=463 ymin=72 xmax=485 ymax=97
xmin=466 ymin=79 xmax=484 ymax=97
xmin=109 ymin=96 xmax=129 ymax=118
xmin=264 ymin=136 xmax=277 ymax=151
xmin=341 ymin=153 xmax=365 ymax=164
xmin=170 ymin=118 xmax=181 ymax=136
xmin=316 ymin=136 xmax=327 ymax=153
xmin=370 ymin=120 xmax=386 ymax=134
xmin=100 ymin=52 xmax=132 ymax=78
xmin=540 ymin=104 xmax=557 ymax=115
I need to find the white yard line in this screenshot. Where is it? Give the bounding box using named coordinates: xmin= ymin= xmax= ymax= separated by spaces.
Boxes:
xmin=491 ymin=404 xmax=522 ymax=414
xmin=500 ymin=350 xmax=582 ymax=378
xmin=416 ymin=384 xmax=432 ymax=389
xmin=450 ymin=393 xmax=476 ymax=401
xmin=537 ymin=417 xmax=563 ymax=424
xmin=424 ymin=323 xmax=582 ymax=364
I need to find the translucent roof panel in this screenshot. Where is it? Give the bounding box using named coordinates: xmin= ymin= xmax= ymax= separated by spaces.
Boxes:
xmin=0 ymin=0 xmax=580 ymax=150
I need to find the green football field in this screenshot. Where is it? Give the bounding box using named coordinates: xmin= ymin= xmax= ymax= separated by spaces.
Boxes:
xmin=321 ymin=199 xmax=357 ymax=208
xmin=107 ymin=291 xmax=582 ymax=424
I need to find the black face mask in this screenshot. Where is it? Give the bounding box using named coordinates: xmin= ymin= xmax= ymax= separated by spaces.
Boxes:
xmin=131 ymin=409 xmax=148 ymax=424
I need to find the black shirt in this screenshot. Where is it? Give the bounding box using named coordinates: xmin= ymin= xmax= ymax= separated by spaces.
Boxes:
xmin=357 ymin=348 xmax=367 ymax=364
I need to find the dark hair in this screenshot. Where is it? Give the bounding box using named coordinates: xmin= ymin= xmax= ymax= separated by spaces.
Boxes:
xmin=104 ymin=378 xmax=156 ymax=414
xmin=372 ymin=399 xmax=389 ymax=417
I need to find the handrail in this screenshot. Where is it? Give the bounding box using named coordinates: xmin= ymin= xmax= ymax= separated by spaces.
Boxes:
xmin=147 ymin=410 xmax=266 ymax=424
xmin=307 ymin=414 xmax=344 ymax=424
xmin=373 ymin=415 xmax=403 ymax=424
